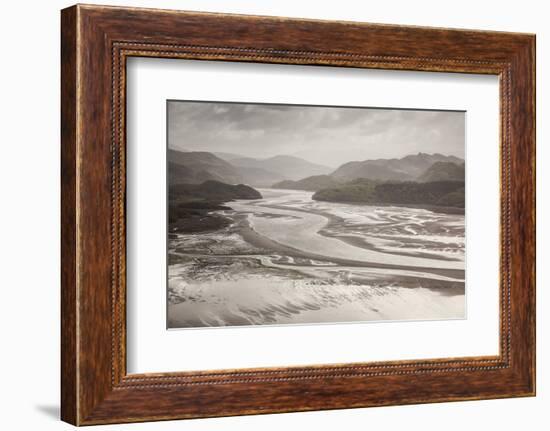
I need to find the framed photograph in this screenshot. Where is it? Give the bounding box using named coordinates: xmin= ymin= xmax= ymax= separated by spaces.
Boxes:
xmin=61 ymin=4 xmax=536 ymax=425
xmin=165 ymin=100 xmax=467 ymax=330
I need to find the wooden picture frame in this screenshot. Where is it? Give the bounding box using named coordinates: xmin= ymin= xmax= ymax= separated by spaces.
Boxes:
xmin=61 ymin=4 xmax=535 ymax=425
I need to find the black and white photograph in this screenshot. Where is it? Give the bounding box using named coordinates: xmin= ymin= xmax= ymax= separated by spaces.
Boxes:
xmin=0 ymin=0 xmax=541 ymax=428
xmin=167 ymin=100 xmax=466 ymax=328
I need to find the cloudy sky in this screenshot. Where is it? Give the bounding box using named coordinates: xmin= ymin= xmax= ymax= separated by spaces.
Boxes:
xmin=168 ymin=100 xmax=465 ymax=168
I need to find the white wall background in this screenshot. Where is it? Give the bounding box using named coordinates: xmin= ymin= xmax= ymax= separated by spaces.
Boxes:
xmin=0 ymin=1 xmax=546 ymax=429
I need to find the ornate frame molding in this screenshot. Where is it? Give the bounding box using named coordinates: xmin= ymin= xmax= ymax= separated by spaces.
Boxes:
xmin=61 ymin=5 xmax=535 ymax=425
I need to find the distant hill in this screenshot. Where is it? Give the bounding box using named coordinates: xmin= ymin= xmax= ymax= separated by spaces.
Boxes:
xmin=168 ymin=162 xmax=220 ymax=185
xmin=169 ymin=180 xmax=262 ymax=233
xmin=169 ymin=180 xmax=262 ymax=202
xmin=170 ymin=150 xmax=300 ymax=187
xmin=312 ymin=178 xmax=380 ymax=203
xmin=168 ymin=149 xmax=244 ymax=185
xmin=272 ymin=175 xmax=342 ymax=192
xmin=313 ymin=179 xmax=465 ymax=209
xmin=331 ymin=153 xmax=464 ymax=182
xmin=230 ymin=155 xmax=331 ymax=181
xmin=418 ymin=161 xmax=465 ymax=182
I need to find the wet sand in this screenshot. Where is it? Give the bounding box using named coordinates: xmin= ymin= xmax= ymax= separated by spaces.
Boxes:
xmin=168 ymin=189 xmax=465 ymax=328
xmin=238 ymin=218 xmax=464 ymax=280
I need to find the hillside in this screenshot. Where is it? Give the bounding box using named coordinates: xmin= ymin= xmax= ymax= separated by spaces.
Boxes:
xmin=272 ymin=175 xmax=341 ymax=192
xmin=168 ymin=149 xmax=244 ymax=185
xmin=230 ymin=155 xmax=331 ymax=181
xmin=168 ymin=162 xmax=221 ymax=185
xmin=418 ymin=161 xmax=465 ymax=182
xmin=313 ymin=179 xmax=465 ymax=210
xmin=312 ymin=178 xmax=380 ymax=203
xmin=169 ymin=180 xmax=262 ymax=202
xmin=331 ymin=153 xmax=464 ymax=182
xmin=169 ymin=180 xmax=262 ymax=233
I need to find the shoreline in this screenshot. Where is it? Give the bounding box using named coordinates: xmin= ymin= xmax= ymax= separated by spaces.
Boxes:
xmin=268 ymin=187 xmax=464 ymax=215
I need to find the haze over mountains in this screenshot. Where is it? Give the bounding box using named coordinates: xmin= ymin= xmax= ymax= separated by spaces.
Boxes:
xmin=170 ymin=149 xmax=333 ymax=187
xmin=272 ymin=153 xmax=464 ymax=191
xmin=170 ymin=149 xmax=463 ymax=188
xmin=168 ymin=148 xmax=466 ymax=224
xmin=168 ymin=149 xmax=244 ymax=185
xmin=228 ymin=155 xmax=331 ymax=181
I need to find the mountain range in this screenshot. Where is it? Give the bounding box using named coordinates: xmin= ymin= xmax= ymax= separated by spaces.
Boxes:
xmin=169 ymin=149 xmax=332 ymax=187
xmin=168 ymin=149 xmax=244 ymax=185
xmin=270 ymin=153 xmax=465 ymax=210
xmin=228 ymin=155 xmax=331 ymax=182
xmin=169 ymin=148 xmax=464 ymax=192
xmin=271 ymin=153 xmax=464 ymax=191
xmin=331 ymin=152 xmax=464 ymax=182
xmin=168 ymin=149 xmax=465 ymax=214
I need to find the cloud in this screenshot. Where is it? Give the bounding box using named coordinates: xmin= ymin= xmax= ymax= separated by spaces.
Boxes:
xmin=168 ymin=101 xmax=464 ymax=167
